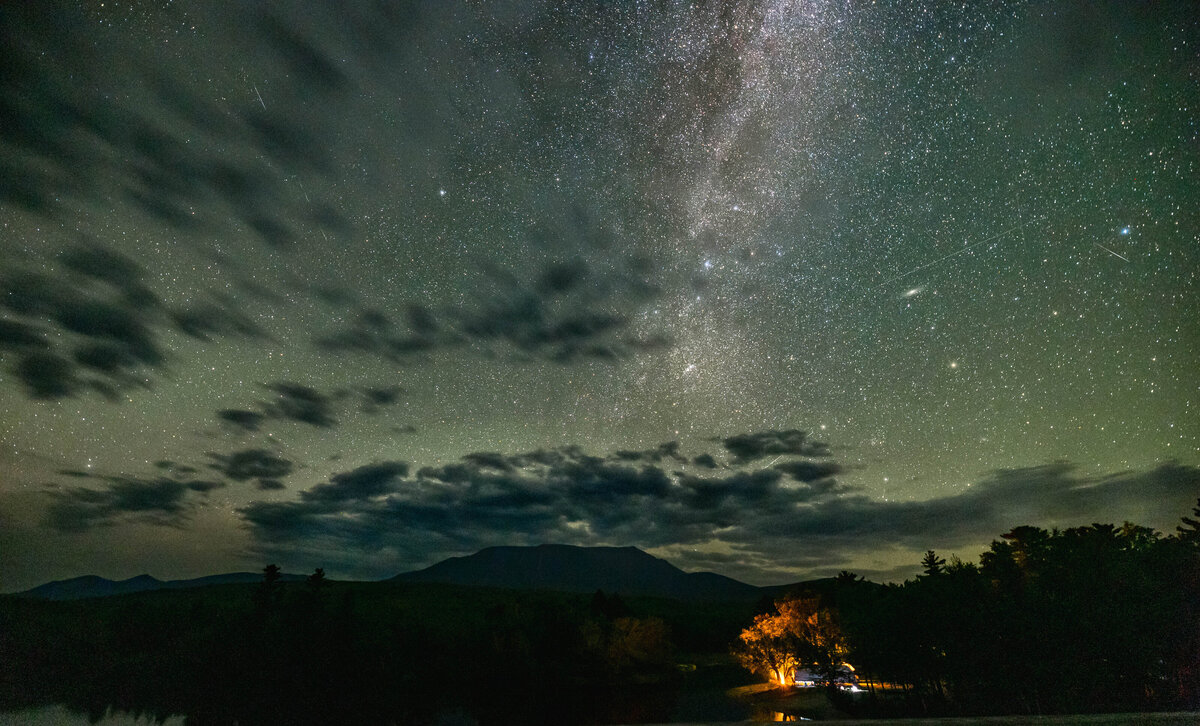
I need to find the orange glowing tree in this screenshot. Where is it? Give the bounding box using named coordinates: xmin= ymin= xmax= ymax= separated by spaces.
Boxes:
xmin=733 ymin=594 xmax=847 ymax=686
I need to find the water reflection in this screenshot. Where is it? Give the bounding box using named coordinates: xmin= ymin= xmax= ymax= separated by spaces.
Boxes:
xmin=0 ymin=704 xmax=184 ymax=726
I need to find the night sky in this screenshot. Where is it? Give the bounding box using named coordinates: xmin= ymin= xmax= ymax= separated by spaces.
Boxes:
xmin=1 ymin=1 xmax=1197 ymax=593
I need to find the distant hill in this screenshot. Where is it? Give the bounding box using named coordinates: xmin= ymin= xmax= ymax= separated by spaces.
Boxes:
xmin=15 ymin=571 xmax=305 ymax=601
xmin=389 ymin=544 xmax=764 ymax=601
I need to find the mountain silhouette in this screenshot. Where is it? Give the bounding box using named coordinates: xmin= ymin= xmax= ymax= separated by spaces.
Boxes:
xmin=15 ymin=571 xmax=305 ymax=600
xmin=390 ymin=544 xmax=762 ymax=601
xmin=15 ymin=546 xmax=799 ymax=601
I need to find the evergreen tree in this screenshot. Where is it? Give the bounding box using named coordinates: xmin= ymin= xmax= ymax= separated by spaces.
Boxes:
xmin=920 ymin=550 xmax=946 ymax=576
xmin=1178 ymin=497 xmax=1200 ymax=544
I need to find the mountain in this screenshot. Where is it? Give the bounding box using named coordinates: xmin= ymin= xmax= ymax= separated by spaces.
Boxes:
xmin=15 ymin=571 xmax=305 ymax=601
xmin=14 ymin=546 xmax=807 ymax=602
xmin=389 ymin=544 xmax=763 ymax=601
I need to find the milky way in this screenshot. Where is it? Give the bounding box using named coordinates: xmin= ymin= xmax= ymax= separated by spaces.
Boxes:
xmin=0 ymin=1 xmax=1196 ymax=590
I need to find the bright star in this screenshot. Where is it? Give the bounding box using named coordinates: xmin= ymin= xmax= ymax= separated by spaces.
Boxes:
xmin=1120 ymin=226 xmax=1131 ymax=235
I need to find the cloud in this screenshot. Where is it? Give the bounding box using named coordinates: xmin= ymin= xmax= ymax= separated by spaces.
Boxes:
xmin=720 ymin=429 xmax=831 ymax=463
xmin=314 ymin=258 xmax=668 ymax=365
xmin=774 ymin=460 xmax=843 ymax=482
xmin=0 ymin=318 xmax=48 ymax=350
xmin=239 ymin=440 xmax=845 ymax=574
xmin=359 ymin=385 xmax=404 ymax=413
xmin=216 ymin=381 xmax=410 ymax=432
xmin=208 ymin=448 xmax=294 ymax=487
xmin=238 ymin=439 xmax=1200 ymax=582
xmin=170 ymin=294 xmax=267 ymax=341
xmin=0 ymin=2 xmax=346 ymax=249
xmin=217 ymin=409 xmax=267 ymax=432
xmin=303 ymin=462 xmax=409 ymax=502
xmin=12 ymin=351 xmax=81 ymax=400
xmin=613 ymin=441 xmax=687 ymax=464
xmin=260 ymin=382 xmax=338 ymax=428
xmin=42 ymin=469 xmax=227 ymax=532
xmin=0 ymin=244 xmax=271 ymax=400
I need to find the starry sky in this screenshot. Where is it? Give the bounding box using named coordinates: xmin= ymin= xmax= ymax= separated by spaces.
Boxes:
xmin=1 ymin=0 xmax=1197 ymax=592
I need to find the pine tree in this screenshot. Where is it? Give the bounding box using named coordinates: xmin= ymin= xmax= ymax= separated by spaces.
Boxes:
xmin=921 ymin=550 xmax=946 ymax=576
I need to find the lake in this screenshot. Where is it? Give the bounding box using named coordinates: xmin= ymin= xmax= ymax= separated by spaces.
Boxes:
xmin=0 ymin=705 xmax=184 ymax=726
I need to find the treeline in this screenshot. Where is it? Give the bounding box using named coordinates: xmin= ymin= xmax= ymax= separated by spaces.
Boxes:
xmin=0 ymin=578 xmax=686 ymax=725
xmin=740 ymin=500 xmax=1200 ymax=718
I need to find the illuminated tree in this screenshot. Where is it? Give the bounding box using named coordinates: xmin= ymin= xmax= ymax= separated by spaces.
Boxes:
xmin=733 ymin=610 xmax=797 ymax=685
xmin=733 ymin=594 xmax=848 ymax=686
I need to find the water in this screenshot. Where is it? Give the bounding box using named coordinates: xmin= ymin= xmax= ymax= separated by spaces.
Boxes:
xmin=0 ymin=705 xmax=184 ymax=726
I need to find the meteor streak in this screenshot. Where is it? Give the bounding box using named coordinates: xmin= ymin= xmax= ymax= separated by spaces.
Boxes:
xmin=1094 ymin=243 xmax=1129 ymax=262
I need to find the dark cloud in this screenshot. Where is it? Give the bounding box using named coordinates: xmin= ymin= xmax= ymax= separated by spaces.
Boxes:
xmin=239 ymin=439 xmax=1200 ymax=582
xmin=13 ymin=351 xmax=79 ymax=399
xmin=720 ymin=429 xmax=831 ymax=463
xmin=315 ymin=258 xmax=666 ymax=365
xmin=39 ymin=461 xmax=227 ymax=531
xmin=241 ymin=441 xmax=830 ymax=572
xmin=0 ymin=318 xmax=48 ymax=350
xmin=774 ymin=460 xmax=843 ymax=482
xmin=170 ymin=295 xmax=267 ymax=341
xmin=314 ymin=307 xmax=440 ymax=362
xmin=676 ymin=469 xmax=784 ymax=511
xmin=58 ymin=242 xmax=159 ymax=309
xmin=536 ymin=260 xmax=588 ymax=295
xmin=461 ymin=452 xmax=514 ymax=472
xmin=72 ymin=342 xmax=145 ymax=376
xmin=154 ymin=461 xmax=198 ymax=475
xmin=1 ymin=243 xmax=269 ymax=400
xmin=217 ymin=381 xmax=401 ymax=432
xmin=51 ymin=300 xmax=163 ymax=375
xmin=257 ymin=13 xmax=349 ymax=96
xmin=45 ymin=477 xmax=190 ymax=532
xmin=691 ymin=453 xmax=718 ymax=469
xmin=0 ymin=0 xmax=351 ymax=259
xmin=260 ymin=382 xmax=338 ymax=428
xmin=208 ymin=448 xmax=294 ymax=486
xmin=256 ymin=479 xmax=287 ymax=491
xmin=613 ymin=441 xmax=687 ymax=464
xmin=217 ymin=409 xmax=266 ymax=432
xmin=302 ymin=462 xmax=409 ymax=502
xmin=359 ymin=385 xmax=404 ymax=413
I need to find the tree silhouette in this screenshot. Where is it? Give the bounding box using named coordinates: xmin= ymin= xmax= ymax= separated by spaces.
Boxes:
xmin=834 ymin=570 xmax=863 ymax=585
xmin=1178 ymin=497 xmax=1200 ymax=544
xmin=253 ymin=563 xmax=283 ymax=611
xmin=920 ymin=550 xmax=946 ymax=576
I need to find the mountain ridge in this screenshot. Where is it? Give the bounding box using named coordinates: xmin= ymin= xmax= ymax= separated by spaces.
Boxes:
xmin=12 ymin=545 xmax=804 ymax=601
xmin=13 ymin=571 xmax=306 ymax=600
xmin=388 ymin=543 xmax=764 ymax=601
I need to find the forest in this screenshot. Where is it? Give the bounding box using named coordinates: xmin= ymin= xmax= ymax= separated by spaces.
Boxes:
xmin=1 ymin=500 xmax=1197 ymax=725
xmin=734 ymin=500 xmax=1200 ymax=719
